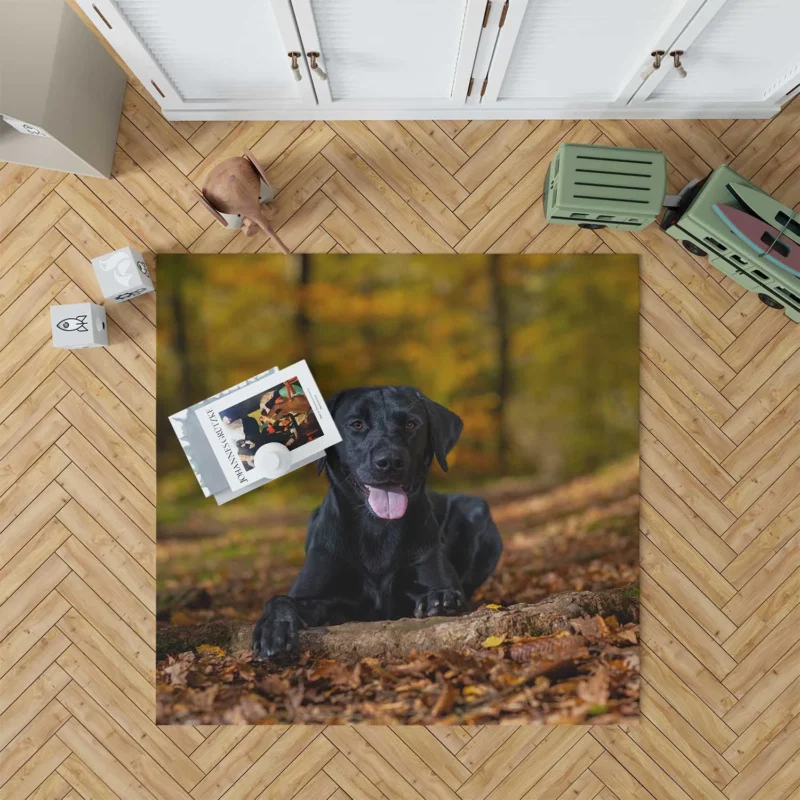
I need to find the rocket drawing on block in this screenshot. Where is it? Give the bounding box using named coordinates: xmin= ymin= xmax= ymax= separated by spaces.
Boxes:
xmin=51 ymin=302 xmax=107 ymax=349
xmin=56 ymin=315 xmax=89 ymax=332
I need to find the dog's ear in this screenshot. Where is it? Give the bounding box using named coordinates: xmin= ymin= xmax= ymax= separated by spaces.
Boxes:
xmin=316 ymin=390 xmax=348 ymax=476
xmin=418 ymin=392 xmax=463 ymax=473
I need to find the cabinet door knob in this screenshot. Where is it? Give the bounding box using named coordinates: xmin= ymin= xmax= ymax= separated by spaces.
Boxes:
xmin=670 ymin=50 xmax=687 ymax=79
xmin=288 ymin=52 xmax=302 ymax=81
xmin=307 ymin=52 xmax=328 ymax=81
xmin=640 ymin=50 xmax=665 ymax=81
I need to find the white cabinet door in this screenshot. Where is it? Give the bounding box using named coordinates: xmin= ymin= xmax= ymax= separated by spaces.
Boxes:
xmin=634 ymin=0 xmax=800 ymax=109
xmin=479 ymin=0 xmax=706 ymax=112
xmin=75 ymin=0 xmax=794 ymax=119
xmin=290 ymin=0 xmax=486 ymax=108
xmin=75 ymin=0 xmax=316 ymax=113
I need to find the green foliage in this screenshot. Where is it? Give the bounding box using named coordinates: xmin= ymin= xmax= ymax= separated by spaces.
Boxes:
xmin=157 ymin=254 xmax=639 ymax=518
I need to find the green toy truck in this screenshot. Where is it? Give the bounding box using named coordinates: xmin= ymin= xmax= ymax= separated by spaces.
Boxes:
xmin=660 ymin=165 xmax=800 ymax=323
xmin=544 ymin=143 xmax=800 ymax=322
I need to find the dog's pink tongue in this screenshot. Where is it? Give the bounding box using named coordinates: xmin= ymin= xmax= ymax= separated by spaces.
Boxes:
xmin=367 ymin=485 xmax=408 ymax=520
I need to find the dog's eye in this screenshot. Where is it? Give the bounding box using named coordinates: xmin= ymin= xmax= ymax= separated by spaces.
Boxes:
xmin=405 ymin=420 xmax=419 ymax=430
xmin=350 ymin=420 xmax=365 ymax=430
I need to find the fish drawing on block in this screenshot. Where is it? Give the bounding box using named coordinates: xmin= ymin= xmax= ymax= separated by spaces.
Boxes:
xmin=57 ymin=315 xmax=89 ymax=332
xmin=712 ymin=203 xmax=800 ymax=277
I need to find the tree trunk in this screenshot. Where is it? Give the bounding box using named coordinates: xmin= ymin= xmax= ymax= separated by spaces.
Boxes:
xmin=171 ymin=276 xmax=196 ymax=410
xmin=489 ymin=255 xmax=510 ymax=474
xmin=294 ymin=254 xmax=312 ymax=357
xmin=157 ymin=586 xmax=638 ymax=661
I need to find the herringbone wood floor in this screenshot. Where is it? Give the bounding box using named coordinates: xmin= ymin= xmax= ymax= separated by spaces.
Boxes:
xmin=2 ymin=75 xmax=800 ymax=799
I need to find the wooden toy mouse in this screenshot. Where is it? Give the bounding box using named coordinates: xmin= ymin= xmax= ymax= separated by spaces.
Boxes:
xmin=197 ymin=148 xmax=290 ymax=254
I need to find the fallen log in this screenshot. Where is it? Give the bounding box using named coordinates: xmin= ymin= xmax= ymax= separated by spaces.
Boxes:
xmin=156 ymin=585 xmax=639 ymax=662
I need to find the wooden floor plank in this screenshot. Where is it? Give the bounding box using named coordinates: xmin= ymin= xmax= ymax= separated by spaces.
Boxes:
xmin=454 ymin=120 xmax=574 ymax=229
xmin=640 ymin=642 xmax=737 ymax=751
xmin=56 ymin=535 xmax=153 ymax=642
xmin=116 ymin=115 xmax=201 ymax=212
xmin=111 ymin=147 xmax=203 ymax=249
xmin=248 ymin=121 xmax=312 ymax=173
xmin=321 ymin=173 xmax=415 ymax=253
xmin=640 ymin=571 xmax=738 ymax=682
xmin=723 ymin=553 xmax=800 ymax=651
xmin=0 ymin=170 xmax=66 ymax=244
xmin=57 ymin=500 xmax=154 ymax=606
xmin=56 ymin=571 xmax=154 ymax=681
xmin=0 ymin=591 xmax=70 ymax=682
xmin=641 ymin=680 xmax=737 ymax=790
xmin=322 ymin=752 xmax=386 ymax=800
xmin=0 ymin=163 xmax=37 ymax=206
xmin=641 ymin=319 xmax=736 ymax=427
xmin=56 ymin=607 xmax=154 ymax=716
xmin=0 ymin=446 xmax=69 ymax=536
xmin=57 ymin=649 xmax=203 ymax=792
xmin=57 ymin=752 xmax=123 ymax=800
xmin=453 ymin=121 xmax=539 ymax=192
xmin=364 ymin=120 xmax=469 ymax=210
xmin=263 ymin=122 xmax=336 ymax=191
xmin=723 ymin=387 xmax=800 ymax=478
xmin=187 ymin=121 xmax=239 ymax=158
xmin=56 ymin=426 xmax=154 ymax=536
xmin=0 ymin=482 xmax=70 ymax=570
xmin=484 ymin=728 xmax=589 ymax=800
xmin=641 ymin=500 xmax=735 ymax=608
xmin=641 ymin=538 xmax=737 ymax=643
xmin=55 ymin=356 xmax=155 ymax=463
xmin=400 ymin=121 xmax=469 ymax=175
xmin=188 ymin=726 xmax=287 ymax=800
xmin=0 ymin=193 xmax=69 ymax=278
xmin=0 ymin=228 xmax=68 ymax=316
xmin=641 ymin=392 xmax=736 ymax=500
xmin=454 ymin=121 xmax=506 ymax=155
xmin=57 ymin=391 xmax=154 ymax=500
xmin=0 ymin=518 xmax=72 ymax=611
xmin=640 ymin=357 xmax=736 ymax=463
xmin=121 ymin=85 xmax=202 ymax=176
xmin=458 ymin=121 xmax=597 ymax=250
xmin=323 ymin=133 xmax=456 ymax=252
xmin=56 ymin=715 xmax=159 ymax=800
xmin=730 ymin=576 xmax=800 ymax=669
xmin=0 ymin=264 xmax=70 ymax=352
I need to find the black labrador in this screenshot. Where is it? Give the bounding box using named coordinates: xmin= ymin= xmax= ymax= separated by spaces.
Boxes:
xmin=252 ymin=386 xmax=503 ymax=659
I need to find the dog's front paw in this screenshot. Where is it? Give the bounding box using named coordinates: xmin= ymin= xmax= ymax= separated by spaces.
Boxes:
xmin=414 ymin=588 xmax=466 ymax=618
xmin=252 ymin=596 xmax=300 ymax=659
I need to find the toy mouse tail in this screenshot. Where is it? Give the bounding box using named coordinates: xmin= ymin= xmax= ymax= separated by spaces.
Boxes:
xmin=255 ymin=215 xmax=290 ymax=254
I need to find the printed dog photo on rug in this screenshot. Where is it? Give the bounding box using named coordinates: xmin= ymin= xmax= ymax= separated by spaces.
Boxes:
xmin=156 ymin=253 xmax=640 ymax=725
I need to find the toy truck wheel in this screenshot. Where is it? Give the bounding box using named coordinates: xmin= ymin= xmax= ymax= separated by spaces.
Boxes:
xmin=682 ymin=240 xmax=707 ymax=257
xmin=578 ymin=223 xmax=606 ymax=230
xmin=758 ymin=293 xmax=784 ymax=310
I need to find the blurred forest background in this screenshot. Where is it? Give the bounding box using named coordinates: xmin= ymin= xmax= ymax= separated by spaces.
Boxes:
xmin=157 ymin=254 xmax=638 ymax=616
xmin=158 ymin=253 xmax=638 ymax=503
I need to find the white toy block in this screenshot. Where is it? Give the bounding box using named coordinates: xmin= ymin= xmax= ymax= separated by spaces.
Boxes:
xmin=91 ymin=246 xmax=154 ymax=302
xmin=51 ymin=303 xmax=107 ymax=349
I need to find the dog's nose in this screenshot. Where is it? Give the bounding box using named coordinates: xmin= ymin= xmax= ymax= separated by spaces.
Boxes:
xmin=373 ymin=449 xmax=407 ymax=474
